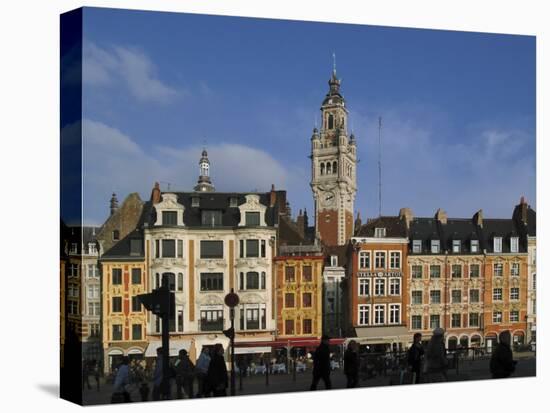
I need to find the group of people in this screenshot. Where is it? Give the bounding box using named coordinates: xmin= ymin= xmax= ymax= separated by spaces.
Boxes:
xmin=111 ymin=343 xmax=230 ymax=403
xmin=312 ymin=328 xmax=517 ymax=391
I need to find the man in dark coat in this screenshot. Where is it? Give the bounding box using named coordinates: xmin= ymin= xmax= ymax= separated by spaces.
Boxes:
xmin=490 ymin=331 xmax=516 ymax=379
xmin=310 ymin=335 xmax=332 ymax=390
xmin=344 ymin=340 xmax=359 ymax=388
xmin=407 ymin=333 xmax=424 ymax=384
xmin=207 ymin=344 xmax=228 ymax=397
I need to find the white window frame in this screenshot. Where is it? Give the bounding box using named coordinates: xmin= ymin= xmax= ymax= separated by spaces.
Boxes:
xmin=389 ymin=304 xmax=401 ymax=325
xmin=494 ymin=263 xmax=503 ymax=277
xmin=469 ymin=264 xmax=480 ymax=278
xmin=389 ymin=251 xmax=401 ymax=269
xmin=429 ymin=314 xmax=441 ymax=329
xmin=330 ymin=255 xmax=338 ymax=267
xmin=451 ymin=313 xmax=462 ymax=328
xmin=374 ymin=304 xmax=386 ymax=325
xmin=431 ymin=240 xmax=440 ymax=254
xmin=411 ymin=264 xmax=423 ymax=279
xmin=493 ymin=311 xmax=502 ymax=323
xmin=374 ymin=251 xmax=386 ymax=269
xmin=374 ymin=278 xmax=386 ymax=296
xmin=493 ymin=288 xmax=503 ymax=301
xmin=494 ymin=237 xmax=502 ymax=253
xmin=470 ymin=239 xmax=479 ymax=253
xmin=389 ymin=278 xmax=401 ymax=296
xmin=358 ymin=251 xmax=370 ymax=269
xmin=374 ymin=228 xmax=386 ymax=238
xmin=452 ymin=240 xmax=461 ymax=253
xmin=468 ymin=313 xmax=480 ymax=327
xmin=510 ymin=237 xmax=519 ymax=253
xmin=451 ymin=289 xmax=462 ymax=303
xmin=469 ymin=288 xmax=480 ymax=303
xmin=509 ymin=310 xmax=519 ymax=323
xmin=411 ymin=290 xmax=423 ymax=305
xmin=358 ymin=278 xmax=370 ymax=296
xmin=511 ymin=262 xmax=520 ymax=277
xmin=412 ymin=240 xmax=422 ymax=253
xmin=430 ymin=290 xmax=441 ymax=304
xmin=510 ymin=287 xmax=519 ymax=301
xmin=358 ymin=304 xmax=370 ymax=326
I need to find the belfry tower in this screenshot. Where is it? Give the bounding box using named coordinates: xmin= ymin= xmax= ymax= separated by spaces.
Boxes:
xmin=310 ymin=64 xmax=357 ymax=246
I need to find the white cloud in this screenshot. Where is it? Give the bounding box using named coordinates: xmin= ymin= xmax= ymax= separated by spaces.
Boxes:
xmin=83 ymin=42 xmax=179 ymax=103
xmin=79 ymin=119 xmax=291 ymax=224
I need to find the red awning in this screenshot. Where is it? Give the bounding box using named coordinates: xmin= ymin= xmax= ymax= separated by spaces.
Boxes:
xmin=235 ymin=338 xmax=345 ymax=349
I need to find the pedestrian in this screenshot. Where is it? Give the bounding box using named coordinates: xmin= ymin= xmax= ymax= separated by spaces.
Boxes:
xmin=207 ymin=344 xmax=228 ymax=397
xmin=425 ymin=327 xmax=448 ymax=383
xmin=344 ymin=340 xmax=359 ymax=388
xmin=195 ymin=347 xmax=211 ymax=397
xmin=152 ymin=347 xmax=170 ymax=401
xmin=111 ymin=356 xmax=131 ymax=403
xmin=490 ymin=331 xmax=517 ymax=379
xmin=407 ymin=333 xmax=424 ymax=384
xmin=175 ymin=349 xmax=195 ymax=399
xmin=83 ymin=361 xmax=92 ymax=390
xmin=133 ymin=362 xmax=150 ymax=401
xmin=91 ymin=360 xmax=101 ymax=392
xmin=310 ymin=335 xmax=332 ymax=390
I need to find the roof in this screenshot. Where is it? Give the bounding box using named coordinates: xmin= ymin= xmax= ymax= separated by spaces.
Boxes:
xmin=147 ymin=191 xmax=284 ymax=228
xmin=355 ymin=216 xmax=407 ymax=238
xmin=322 ymin=245 xmax=349 ymax=267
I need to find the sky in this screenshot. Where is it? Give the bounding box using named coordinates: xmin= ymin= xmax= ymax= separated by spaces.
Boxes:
xmin=76 ymin=7 xmax=536 ymax=226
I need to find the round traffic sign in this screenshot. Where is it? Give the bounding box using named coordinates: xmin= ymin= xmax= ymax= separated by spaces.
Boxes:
xmin=224 ymin=291 xmax=240 ymax=307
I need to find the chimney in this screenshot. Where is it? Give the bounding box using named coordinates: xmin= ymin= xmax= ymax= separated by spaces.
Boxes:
xmin=151 ymin=182 xmax=161 ymax=204
xmin=399 ymin=207 xmax=414 ymax=229
xmin=303 ymin=208 xmax=309 ymax=230
xmin=473 ymin=209 xmax=483 ymax=228
xmin=296 ymin=209 xmax=305 ymax=238
xmin=520 ymin=196 xmax=528 ymax=225
xmin=110 ymin=193 xmax=119 ymax=216
xmin=435 ymin=208 xmax=447 ymax=225
xmin=270 ymin=184 xmax=276 ymax=207
xmin=285 ymin=201 xmax=292 ymax=219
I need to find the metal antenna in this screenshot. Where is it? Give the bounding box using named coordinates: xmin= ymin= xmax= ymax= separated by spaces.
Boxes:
xmin=378 ymin=116 xmax=382 ymax=217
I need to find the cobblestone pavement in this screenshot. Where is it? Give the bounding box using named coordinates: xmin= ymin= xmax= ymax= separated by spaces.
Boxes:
xmin=82 ymin=355 xmax=536 ymax=405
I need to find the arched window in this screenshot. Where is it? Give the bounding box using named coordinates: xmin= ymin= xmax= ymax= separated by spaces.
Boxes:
xmin=333 ymin=161 xmax=337 ymax=175
xmin=326 ymin=162 xmax=332 ymax=174
xmin=328 ymin=114 xmax=334 ymax=129
xmin=320 ymin=163 xmax=325 ymax=175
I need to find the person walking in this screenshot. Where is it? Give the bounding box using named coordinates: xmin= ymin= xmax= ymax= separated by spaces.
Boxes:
xmin=111 ymin=357 xmax=131 ymax=403
xmin=83 ymin=361 xmax=92 ymax=390
xmin=175 ymin=349 xmax=195 ymax=399
xmin=207 ymin=344 xmax=228 ymax=397
xmin=310 ymin=335 xmax=332 ymax=390
xmin=91 ymin=360 xmax=101 ymax=392
xmin=490 ymin=331 xmax=517 ymax=379
xmin=344 ymin=340 xmax=359 ymax=388
xmin=425 ymin=327 xmax=448 ymax=383
xmin=407 ymin=333 xmax=424 ymax=384
xmin=195 ymin=347 xmax=211 ymax=397
xmin=152 ymin=347 xmax=171 ymax=401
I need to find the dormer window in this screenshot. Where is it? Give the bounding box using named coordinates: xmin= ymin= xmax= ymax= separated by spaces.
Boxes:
xmin=452 ymin=240 xmax=461 ymax=253
xmin=330 ymin=255 xmax=338 ymax=267
xmin=412 ymin=240 xmax=422 ymax=253
xmin=493 ymin=237 xmax=502 ymax=253
xmin=431 ymin=240 xmax=440 ymax=254
xmin=88 ymin=243 xmax=97 ymax=254
xmin=70 ymin=243 xmax=78 ymax=254
xmin=374 ymin=228 xmax=386 ymax=238
xmin=192 ymin=197 xmax=200 ymax=207
xmin=130 ymin=239 xmax=142 ymax=256
xmin=510 ymin=237 xmax=519 ymax=253
xmin=229 ymin=197 xmax=238 ymax=207
xmin=162 ymin=211 xmax=178 ymax=226
xmin=471 ymin=239 xmax=479 ymax=253
xmin=112 ymin=230 xmax=120 ymax=241
xmin=245 ymin=211 xmax=260 ymax=226
xmin=201 ymin=210 xmax=222 ymax=227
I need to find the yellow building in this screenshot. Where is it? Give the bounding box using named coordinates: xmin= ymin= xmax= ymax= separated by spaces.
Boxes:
xmin=274 ymin=245 xmax=324 ymax=341
xmin=100 ymin=233 xmax=148 ymax=373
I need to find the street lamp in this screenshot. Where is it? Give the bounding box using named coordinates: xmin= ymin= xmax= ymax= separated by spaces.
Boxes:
xmin=224 ymin=288 xmax=240 ymax=396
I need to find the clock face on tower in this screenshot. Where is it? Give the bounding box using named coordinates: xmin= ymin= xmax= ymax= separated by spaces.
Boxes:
xmin=322 ymin=191 xmax=336 ymax=208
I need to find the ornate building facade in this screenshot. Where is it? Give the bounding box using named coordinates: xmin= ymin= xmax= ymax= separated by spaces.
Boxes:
xmin=310 ymin=69 xmax=357 ymax=246
xmin=274 ymin=245 xmax=324 ymax=342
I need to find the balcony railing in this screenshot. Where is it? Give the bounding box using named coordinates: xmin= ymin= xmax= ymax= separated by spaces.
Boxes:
xmin=200 ymin=319 xmax=224 ymax=332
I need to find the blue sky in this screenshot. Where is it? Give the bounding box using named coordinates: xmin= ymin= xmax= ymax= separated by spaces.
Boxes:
xmin=78 ymin=7 xmax=536 ymax=225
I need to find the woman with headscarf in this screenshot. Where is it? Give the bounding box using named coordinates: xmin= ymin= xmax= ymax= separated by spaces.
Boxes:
xmin=425 ymin=327 xmax=448 ymax=383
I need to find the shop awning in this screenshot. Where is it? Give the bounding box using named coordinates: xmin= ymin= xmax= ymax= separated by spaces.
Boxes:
xmin=354 ymin=326 xmax=410 ymax=343
xmin=234 ymin=346 xmax=272 ymax=355
xmin=145 ymin=340 xmax=191 ymax=357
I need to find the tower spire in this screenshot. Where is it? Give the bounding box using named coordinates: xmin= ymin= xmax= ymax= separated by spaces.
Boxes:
xmin=194 ymin=148 xmax=215 ymax=192
xmin=332 ymin=52 xmax=337 ymax=75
